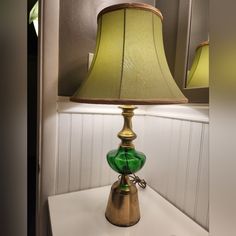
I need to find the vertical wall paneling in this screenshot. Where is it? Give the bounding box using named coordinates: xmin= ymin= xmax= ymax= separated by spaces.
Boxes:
xmin=175 ymin=121 xmax=191 ymax=210
xmin=80 ymin=115 xmax=94 ymax=189
xmin=166 ymin=119 xmax=182 ymax=202
xmin=184 ymin=122 xmax=203 ymax=217
xmin=90 ymin=115 xmax=104 ymax=187
xmin=133 ymin=115 xmax=145 ymax=151
xmin=69 ymin=114 xmax=83 ymax=191
xmin=142 ymin=116 xmax=172 ymax=194
xmin=100 ymin=115 xmax=114 ymax=186
xmin=133 ymin=115 xmax=146 ymax=179
xmin=57 ymin=114 xmax=71 ymax=194
xmin=142 ymin=116 xmax=161 ymax=187
xmin=109 ymin=115 xmax=123 ymax=183
xmin=141 ymin=115 xmax=209 ymax=229
xmin=56 ymin=105 xmax=209 ymax=229
xmin=194 ymin=123 xmax=209 ymax=227
xmin=150 ymin=118 xmax=172 ymax=196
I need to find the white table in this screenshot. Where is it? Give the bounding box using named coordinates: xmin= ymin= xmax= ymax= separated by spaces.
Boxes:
xmin=48 ymin=186 xmax=208 ymax=236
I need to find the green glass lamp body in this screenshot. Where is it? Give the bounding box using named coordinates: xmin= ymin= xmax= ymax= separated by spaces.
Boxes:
xmin=105 ymin=105 xmax=146 ymax=226
xmin=107 ymin=146 xmax=146 ymax=175
xmin=107 ymin=105 xmax=145 ymax=176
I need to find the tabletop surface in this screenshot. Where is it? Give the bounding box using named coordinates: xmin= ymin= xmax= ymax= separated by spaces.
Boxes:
xmin=48 ymin=185 xmax=208 ymax=236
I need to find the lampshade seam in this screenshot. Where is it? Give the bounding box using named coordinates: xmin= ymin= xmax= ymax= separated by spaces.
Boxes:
xmin=118 ymin=9 xmax=126 ymax=100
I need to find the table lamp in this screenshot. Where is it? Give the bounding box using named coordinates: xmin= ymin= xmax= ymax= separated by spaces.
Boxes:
xmin=70 ymin=3 xmax=188 ymax=227
xmin=187 ymin=41 xmax=209 ymax=88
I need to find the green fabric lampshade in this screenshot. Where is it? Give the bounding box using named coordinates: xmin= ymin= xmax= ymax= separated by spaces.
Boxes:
xmin=187 ymin=41 xmax=209 ymax=88
xmin=70 ymin=3 xmax=188 ymax=105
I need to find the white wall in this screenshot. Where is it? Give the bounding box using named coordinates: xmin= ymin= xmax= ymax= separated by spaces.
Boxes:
xmin=0 ymin=0 xmax=27 ymax=235
xmin=144 ymin=115 xmax=208 ymax=229
xmin=210 ymin=0 xmax=236 ymax=235
xmin=155 ymin=0 xmax=180 ymax=75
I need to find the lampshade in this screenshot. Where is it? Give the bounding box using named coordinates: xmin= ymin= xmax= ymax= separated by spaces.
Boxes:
xmin=70 ymin=3 xmax=187 ymax=105
xmin=187 ymin=41 xmax=209 ymax=88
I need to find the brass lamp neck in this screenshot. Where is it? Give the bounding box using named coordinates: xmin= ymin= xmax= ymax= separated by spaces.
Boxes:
xmin=118 ymin=105 xmax=137 ymax=148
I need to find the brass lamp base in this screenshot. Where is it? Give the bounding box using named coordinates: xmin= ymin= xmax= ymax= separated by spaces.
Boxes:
xmin=105 ymin=175 xmax=140 ymax=227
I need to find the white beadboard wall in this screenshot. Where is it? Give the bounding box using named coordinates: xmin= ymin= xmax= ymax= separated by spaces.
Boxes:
xmin=56 ymin=99 xmax=209 ymax=230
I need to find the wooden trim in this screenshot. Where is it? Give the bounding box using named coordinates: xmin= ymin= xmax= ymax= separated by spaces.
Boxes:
xmin=37 ymin=0 xmax=59 ymax=235
xmin=97 ymin=3 xmax=163 ymax=21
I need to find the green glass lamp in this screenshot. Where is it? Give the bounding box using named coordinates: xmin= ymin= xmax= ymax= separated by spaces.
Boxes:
xmin=70 ymin=3 xmax=188 ymax=227
xmin=187 ymin=41 xmax=209 ymax=88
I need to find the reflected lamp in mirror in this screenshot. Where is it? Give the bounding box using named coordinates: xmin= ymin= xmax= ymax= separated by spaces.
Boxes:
xmin=29 ymin=1 xmax=39 ymax=35
xmin=187 ymin=41 xmax=209 ymax=88
xmin=70 ymin=3 xmax=188 ymax=227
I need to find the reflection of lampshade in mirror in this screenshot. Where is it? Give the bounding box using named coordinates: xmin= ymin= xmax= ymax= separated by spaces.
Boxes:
xmin=29 ymin=1 xmax=39 ymax=35
xmin=187 ymin=41 xmax=209 ymax=88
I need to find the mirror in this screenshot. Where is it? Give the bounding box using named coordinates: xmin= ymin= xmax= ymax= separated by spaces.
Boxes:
xmin=174 ymin=0 xmax=209 ymax=102
xmin=186 ymin=0 xmax=209 ymax=88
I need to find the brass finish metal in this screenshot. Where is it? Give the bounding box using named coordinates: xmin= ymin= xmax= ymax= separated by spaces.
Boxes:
xmin=105 ymin=105 xmax=141 ymax=226
xmin=70 ymin=97 xmax=188 ymax=105
xmin=98 ymin=3 xmax=163 ymax=21
xmin=105 ymin=174 xmax=140 ymax=227
xmin=196 ymin=40 xmax=209 ymax=50
xmin=118 ymin=105 xmax=137 ymax=148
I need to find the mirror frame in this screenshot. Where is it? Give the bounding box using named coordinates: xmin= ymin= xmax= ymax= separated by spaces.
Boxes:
xmin=174 ymin=0 xmax=209 ymax=103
